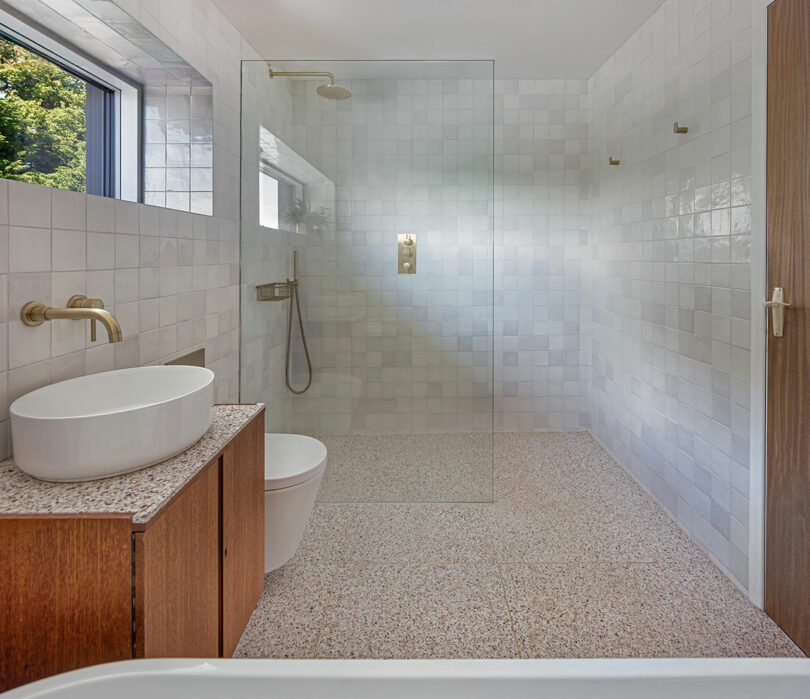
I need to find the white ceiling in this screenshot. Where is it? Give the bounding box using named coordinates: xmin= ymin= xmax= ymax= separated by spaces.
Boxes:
xmin=214 ymin=0 xmax=666 ymax=78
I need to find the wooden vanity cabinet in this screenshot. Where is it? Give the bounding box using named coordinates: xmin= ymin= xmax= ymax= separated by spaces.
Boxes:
xmin=0 ymin=409 xmax=265 ymax=691
xmin=133 ymin=413 xmax=265 ymax=659
xmin=0 ymin=515 xmax=133 ymax=691
xmin=133 ymin=462 xmax=221 ymax=658
xmin=220 ymin=414 xmax=265 ymax=657
xmin=133 ymin=411 xmax=264 ymax=658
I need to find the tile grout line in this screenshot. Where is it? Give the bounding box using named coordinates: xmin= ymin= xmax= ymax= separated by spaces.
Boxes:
xmin=494 ymin=562 xmax=524 ymax=658
xmin=484 ymin=491 xmax=524 ymax=658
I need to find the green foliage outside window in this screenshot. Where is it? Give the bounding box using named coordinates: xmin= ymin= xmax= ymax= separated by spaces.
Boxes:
xmin=0 ymin=37 xmax=86 ymax=192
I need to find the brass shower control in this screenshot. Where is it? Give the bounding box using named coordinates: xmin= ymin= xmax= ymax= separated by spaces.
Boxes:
xmin=398 ymin=234 xmax=416 ymax=274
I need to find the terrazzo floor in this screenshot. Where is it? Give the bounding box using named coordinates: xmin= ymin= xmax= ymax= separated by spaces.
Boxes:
xmin=235 ymin=432 xmax=804 ymax=659
xmin=316 ymin=432 xmax=493 ymax=502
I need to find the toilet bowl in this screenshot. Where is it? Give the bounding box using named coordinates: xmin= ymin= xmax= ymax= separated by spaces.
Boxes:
xmin=263 ymin=433 xmax=326 ymax=573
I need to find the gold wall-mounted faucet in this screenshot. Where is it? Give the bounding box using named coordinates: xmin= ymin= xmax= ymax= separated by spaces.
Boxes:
xmin=21 ymin=295 xmax=123 ymax=343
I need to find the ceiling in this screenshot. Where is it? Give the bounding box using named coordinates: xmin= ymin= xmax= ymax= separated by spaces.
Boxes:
xmin=214 ymin=0 xmax=666 ymax=79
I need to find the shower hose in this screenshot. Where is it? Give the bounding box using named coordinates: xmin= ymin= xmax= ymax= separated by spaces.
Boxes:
xmin=285 ymin=280 xmax=313 ymax=394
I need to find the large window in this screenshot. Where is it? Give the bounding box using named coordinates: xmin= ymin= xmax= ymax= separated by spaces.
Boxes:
xmin=0 ymin=35 xmax=115 ymax=196
xmin=0 ymin=8 xmax=141 ymax=202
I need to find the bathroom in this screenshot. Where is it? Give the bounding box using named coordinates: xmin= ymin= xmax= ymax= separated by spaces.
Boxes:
xmin=1 ymin=0 xmax=809 ymax=695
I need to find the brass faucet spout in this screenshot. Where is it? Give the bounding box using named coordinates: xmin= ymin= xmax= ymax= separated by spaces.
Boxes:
xmin=21 ymin=296 xmax=123 ymax=343
xmin=45 ymin=307 xmax=122 ymax=343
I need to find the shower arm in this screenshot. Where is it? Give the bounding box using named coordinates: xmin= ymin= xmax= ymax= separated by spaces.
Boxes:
xmin=268 ymin=68 xmax=337 ymax=85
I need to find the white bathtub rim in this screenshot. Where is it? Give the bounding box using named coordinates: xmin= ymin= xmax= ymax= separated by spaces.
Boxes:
xmin=6 ymin=657 xmax=810 ymax=697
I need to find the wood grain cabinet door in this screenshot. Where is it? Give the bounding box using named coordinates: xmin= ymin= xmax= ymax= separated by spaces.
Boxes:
xmin=220 ymin=415 xmax=265 ymax=657
xmin=133 ymin=462 xmax=220 ymax=658
xmin=0 ymin=515 xmax=133 ymax=692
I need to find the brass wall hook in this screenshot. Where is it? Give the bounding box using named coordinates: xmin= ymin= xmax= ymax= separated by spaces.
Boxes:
xmin=609 ymin=157 xmax=621 ymax=166
xmin=673 ymin=122 xmax=688 ymax=134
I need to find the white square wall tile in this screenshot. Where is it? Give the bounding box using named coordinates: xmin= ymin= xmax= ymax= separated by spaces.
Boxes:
xmin=8 ymin=321 xmax=51 ymax=370
xmin=0 ymin=179 xmax=8 ymax=225
xmin=52 ymin=189 xmax=86 ymax=231
xmin=114 ymin=269 xmax=139 ymax=304
xmin=87 ymin=232 xmax=115 ymax=270
xmin=0 ymin=321 xmax=7 ymax=372
xmin=114 ymin=301 xmax=140 ymax=339
xmin=85 ymin=343 xmax=114 ymax=375
xmin=51 ymin=309 xmax=87 ymax=357
xmin=139 ymin=205 xmax=161 ymax=235
xmin=0 ymin=372 xmax=7 ymax=420
xmin=52 ymin=230 xmax=86 ymax=271
xmin=9 ymin=227 xmax=51 ymax=273
xmin=0 ymin=226 xmax=7 ymax=274
xmin=115 ymin=200 xmax=140 ymax=235
xmin=87 ymin=195 xmax=116 ymax=232
xmin=8 ymin=181 xmax=50 ymax=229
xmin=115 ymin=234 xmax=140 ymax=268
xmin=49 ymin=350 xmax=85 ymax=384
xmin=86 ymin=271 xmax=115 ymax=305
xmin=8 ymin=360 xmax=51 ymax=406
xmin=0 ymin=274 xmax=7 ymax=325
xmin=51 ymin=270 xmax=86 ymax=305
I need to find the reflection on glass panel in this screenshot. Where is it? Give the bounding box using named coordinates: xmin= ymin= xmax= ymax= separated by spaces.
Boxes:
xmin=259 ymin=170 xmax=279 ymax=229
xmin=240 ymin=60 xmax=493 ymax=503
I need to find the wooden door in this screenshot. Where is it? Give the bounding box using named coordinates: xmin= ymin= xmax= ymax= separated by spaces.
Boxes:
xmin=220 ymin=414 xmax=265 ymax=656
xmin=133 ymin=462 xmax=220 ymax=658
xmin=0 ymin=515 xmax=133 ymax=691
xmin=765 ymin=0 xmax=810 ymax=654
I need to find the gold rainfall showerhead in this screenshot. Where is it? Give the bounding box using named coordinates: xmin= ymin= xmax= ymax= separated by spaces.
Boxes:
xmin=268 ymin=65 xmax=351 ymax=100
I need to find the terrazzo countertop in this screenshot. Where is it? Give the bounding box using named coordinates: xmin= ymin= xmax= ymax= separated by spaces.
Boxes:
xmin=0 ymin=403 xmax=264 ymax=525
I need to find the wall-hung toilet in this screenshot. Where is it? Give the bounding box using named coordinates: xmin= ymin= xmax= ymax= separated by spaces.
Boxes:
xmin=263 ymin=433 xmax=326 ymax=573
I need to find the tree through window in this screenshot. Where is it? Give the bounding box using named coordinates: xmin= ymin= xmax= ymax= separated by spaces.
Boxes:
xmin=0 ymin=36 xmax=113 ymax=195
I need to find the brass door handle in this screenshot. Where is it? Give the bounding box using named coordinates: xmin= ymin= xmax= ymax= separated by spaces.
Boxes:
xmin=764 ymin=287 xmax=791 ymax=337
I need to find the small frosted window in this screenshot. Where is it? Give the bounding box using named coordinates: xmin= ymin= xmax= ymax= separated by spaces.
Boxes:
xmin=259 ymin=170 xmax=279 ymax=229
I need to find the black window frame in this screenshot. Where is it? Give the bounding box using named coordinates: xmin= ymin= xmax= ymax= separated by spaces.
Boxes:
xmin=0 ymin=29 xmax=117 ymax=198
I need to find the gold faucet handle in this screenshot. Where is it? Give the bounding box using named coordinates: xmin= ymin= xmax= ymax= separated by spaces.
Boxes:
xmin=68 ymin=295 xmax=104 ymax=308
xmin=68 ymin=295 xmax=105 ymax=342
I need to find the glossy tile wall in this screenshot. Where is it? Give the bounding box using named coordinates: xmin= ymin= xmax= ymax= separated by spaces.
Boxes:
xmin=143 ymin=84 xmax=215 ymax=215
xmin=287 ymin=69 xmax=495 ymax=436
xmin=584 ymin=0 xmax=753 ymax=589
xmin=241 ymin=71 xmax=590 ymax=437
xmin=494 ymin=78 xmax=590 ymax=431
xmin=0 ymin=0 xmax=271 ymax=458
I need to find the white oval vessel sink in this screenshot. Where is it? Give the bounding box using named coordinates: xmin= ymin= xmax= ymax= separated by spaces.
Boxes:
xmin=10 ymin=366 xmax=214 ymax=482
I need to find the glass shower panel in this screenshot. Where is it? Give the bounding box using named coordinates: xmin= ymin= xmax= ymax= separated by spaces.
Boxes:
xmin=240 ymin=60 xmax=494 ymax=503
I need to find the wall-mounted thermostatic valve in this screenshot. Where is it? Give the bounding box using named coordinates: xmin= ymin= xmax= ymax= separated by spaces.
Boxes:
xmin=398 ymin=234 xmax=416 ymax=274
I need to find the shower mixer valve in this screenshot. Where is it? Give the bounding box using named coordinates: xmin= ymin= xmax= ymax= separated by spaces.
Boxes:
xmin=398 ymin=234 xmax=416 ymax=274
